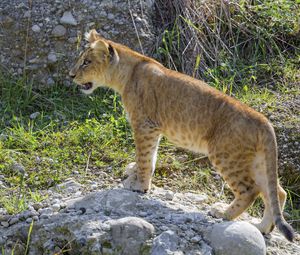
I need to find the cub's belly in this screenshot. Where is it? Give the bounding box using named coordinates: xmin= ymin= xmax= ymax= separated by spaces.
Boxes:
xmin=163 ymin=130 xmax=209 ymax=155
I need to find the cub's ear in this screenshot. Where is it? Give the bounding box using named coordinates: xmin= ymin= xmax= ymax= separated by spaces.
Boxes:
xmin=92 ymin=40 xmax=119 ymax=65
xmin=92 ymin=39 xmax=110 ymax=53
xmin=108 ymin=44 xmax=119 ymax=65
xmin=85 ymin=29 xmax=101 ymax=43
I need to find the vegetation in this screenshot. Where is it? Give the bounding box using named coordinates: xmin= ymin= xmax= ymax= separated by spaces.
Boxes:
xmin=0 ymin=0 xmax=299 ymax=233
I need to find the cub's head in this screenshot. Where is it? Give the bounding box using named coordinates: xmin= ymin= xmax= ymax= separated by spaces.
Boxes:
xmin=69 ymin=29 xmax=118 ymax=94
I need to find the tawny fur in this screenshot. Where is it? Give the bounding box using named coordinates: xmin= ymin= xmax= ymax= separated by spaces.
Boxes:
xmin=69 ymin=29 xmax=295 ymax=241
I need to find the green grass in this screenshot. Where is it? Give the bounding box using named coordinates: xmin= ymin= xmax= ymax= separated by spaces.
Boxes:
xmin=0 ymin=73 xmax=135 ymax=214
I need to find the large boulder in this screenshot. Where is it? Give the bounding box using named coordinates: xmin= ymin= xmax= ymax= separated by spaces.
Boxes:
xmin=209 ymin=221 xmax=266 ymax=255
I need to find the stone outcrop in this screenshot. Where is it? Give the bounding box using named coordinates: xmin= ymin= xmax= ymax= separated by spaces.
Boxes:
xmin=1 ymin=184 xmax=299 ymax=255
xmin=0 ymin=0 xmax=156 ymax=86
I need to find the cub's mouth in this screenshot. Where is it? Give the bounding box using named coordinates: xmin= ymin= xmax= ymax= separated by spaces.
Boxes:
xmin=81 ymin=82 xmax=93 ymax=90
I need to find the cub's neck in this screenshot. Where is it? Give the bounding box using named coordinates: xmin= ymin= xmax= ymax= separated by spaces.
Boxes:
xmin=105 ymin=43 xmax=161 ymax=95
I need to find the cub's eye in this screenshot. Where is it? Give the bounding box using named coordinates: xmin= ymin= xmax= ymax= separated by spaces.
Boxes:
xmin=82 ymin=59 xmax=91 ymax=68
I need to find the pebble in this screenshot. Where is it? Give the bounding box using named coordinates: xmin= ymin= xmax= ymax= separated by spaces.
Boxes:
xmin=51 ymin=199 xmax=60 ymax=205
xmin=47 ymin=77 xmax=55 ymax=86
xmin=52 ymin=25 xmax=66 ymax=37
xmin=24 ymin=10 xmax=31 ymax=18
xmin=139 ymin=211 xmax=148 ymax=217
xmin=165 ymin=190 xmax=175 ymax=200
xmin=1 ymin=221 xmax=9 ymax=227
xmin=107 ymin=14 xmax=114 ymax=20
xmin=9 ymin=217 xmax=19 ymax=225
xmin=30 ymin=112 xmax=40 ymax=120
xmin=39 ymin=208 xmax=53 ymax=215
xmin=33 ymin=216 xmax=39 ymax=221
xmin=40 ymin=214 xmax=50 ymax=220
xmin=26 ymin=218 xmax=33 ymax=224
xmin=60 ymin=11 xmax=77 ymax=25
xmin=32 ymin=24 xmax=41 ymax=33
xmin=190 ymin=235 xmax=202 ymax=243
xmin=91 ymin=184 xmax=97 ymax=190
xmin=47 ymin=52 xmax=57 ymax=63
xmin=51 ymin=204 xmax=61 ymax=212
xmin=11 ymin=163 xmax=25 ymax=175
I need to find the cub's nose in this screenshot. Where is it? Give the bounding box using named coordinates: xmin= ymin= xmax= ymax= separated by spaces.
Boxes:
xmin=69 ymin=70 xmax=76 ymax=79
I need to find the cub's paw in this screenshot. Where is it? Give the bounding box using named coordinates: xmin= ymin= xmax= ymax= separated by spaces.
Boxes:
xmin=209 ymin=202 xmax=228 ymax=219
xmin=122 ymin=162 xmax=150 ymax=193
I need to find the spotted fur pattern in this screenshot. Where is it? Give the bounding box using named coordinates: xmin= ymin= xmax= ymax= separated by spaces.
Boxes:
xmin=69 ymin=29 xmax=295 ymax=241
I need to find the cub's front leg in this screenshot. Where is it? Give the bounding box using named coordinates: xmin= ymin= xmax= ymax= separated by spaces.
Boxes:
xmin=123 ymin=125 xmax=160 ymax=193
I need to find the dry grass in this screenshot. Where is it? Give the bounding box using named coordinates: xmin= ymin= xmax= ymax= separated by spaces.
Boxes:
xmin=154 ymin=0 xmax=299 ymax=90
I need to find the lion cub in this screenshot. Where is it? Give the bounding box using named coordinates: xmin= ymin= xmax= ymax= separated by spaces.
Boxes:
xmin=69 ymin=29 xmax=295 ymax=241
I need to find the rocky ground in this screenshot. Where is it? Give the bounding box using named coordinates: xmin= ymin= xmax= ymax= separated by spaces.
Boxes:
xmin=1 ymin=175 xmax=299 ymax=255
xmin=0 ymin=0 xmax=156 ymax=86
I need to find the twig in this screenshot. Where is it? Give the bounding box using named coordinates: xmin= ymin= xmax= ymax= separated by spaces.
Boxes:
xmin=128 ymin=0 xmax=144 ymax=54
xmin=23 ymin=0 xmax=33 ymax=77
xmin=85 ymin=151 xmax=91 ymax=174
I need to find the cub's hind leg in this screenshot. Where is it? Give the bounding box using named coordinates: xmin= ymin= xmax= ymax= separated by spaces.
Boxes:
xmin=209 ymin=149 xmax=259 ymax=220
xmin=254 ymin=183 xmax=287 ymax=234
xmin=123 ymin=124 xmax=161 ymax=193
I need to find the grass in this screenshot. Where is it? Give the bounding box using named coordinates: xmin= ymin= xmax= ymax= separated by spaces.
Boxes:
xmin=0 ymin=73 xmax=134 ymax=214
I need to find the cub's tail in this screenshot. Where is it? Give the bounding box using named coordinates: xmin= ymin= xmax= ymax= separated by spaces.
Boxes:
xmin=264 ymin=124 xmax=295 ymax=242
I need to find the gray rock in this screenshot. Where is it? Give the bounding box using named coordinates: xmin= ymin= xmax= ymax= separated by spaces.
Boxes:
xmin=1 ymin=188 xmax=298 ymax=255
xmin=60 ymin=11 xmax=77 ymax=25
xmin=151 ymin=230 xmax=179 ymax=255
xmin=47 ymin=52 xmax=57 ymax=63
xmin=11 ymin=163 xmax=25 ymax=175
xmin=185 ymin=192 xmax=208 ymax=203
xmin=165 ymin=190 xmax=175 ymax=200
xmin=52 ymin=25 xmax=66 ymax=37
xmin=51 ymin=204 xmax=61 ymax=212
xmin=107 ymin=217 xmax=154 ymax=255
xmin=32 ymin=24 xmax=41 ymax=33
xmin=1 ymin=221 xmax=9 ymax=227
xmin=24 ymin=10 xmax=31 ymax=18
xmin=30 ymin=112 xmax=40 ymax=119
xmin=210 ymin=221 xmax=266 ymax=255
xmin=56 ymin=179 xmax=81 ymax=193
xmin=26 ymin=218 xmax=33 ymax=224
xmin=9 ymin=217 xmax=19 ymax=225
xmin=47 ymin=77 xmax=55 ymax=86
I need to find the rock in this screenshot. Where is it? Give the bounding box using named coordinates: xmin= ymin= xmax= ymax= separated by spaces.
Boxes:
xmin=11 ymin=163 xmax=25 ymax=175
xmin=9 ymin=217 xmax=19 ymax=225
xmin=60 ymin=11 xmax=77 ymax=25
xmin=0 ymin=188 xmax=299 ymax=255
xmin=191 ymin=235 xmax=202 ymax=243
xmin=185 ymin=192 xmax=208 ymax=203
xmin=32 ymin=25 xmax=41 ymax=33
xmin=30 ymin=112 xmax=40 ymax=120
xmin=0 ymin=0 xmax=156 ymax=86
xmin=46 ymin=77 xmax=55 ymax=86
xmin=210 ymin=221 xmax=266 ymax=255
xmin=32 ymin=202 xmax=43 ymax=211
xmin=1 ymin=221 xmax=9 ymax=227
xmin=26 ymin=218 xmax=33 ymax=224
xmin=56 ymin=179 xmax=82 ymax=193
xmin=52 ymin=25 xmax=66 ymax=37
xmin=165 ymin=190 xmax=175 ymax=200
xmin=107 ymin=217 xmax=154 ymax=255
xmin=151 ymin=230 xmax=179 ymax=255
xmin=51 ymin=204 xmax=61 ymax=212
xmin=47 ymin=52 xmax=57 ymax=63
